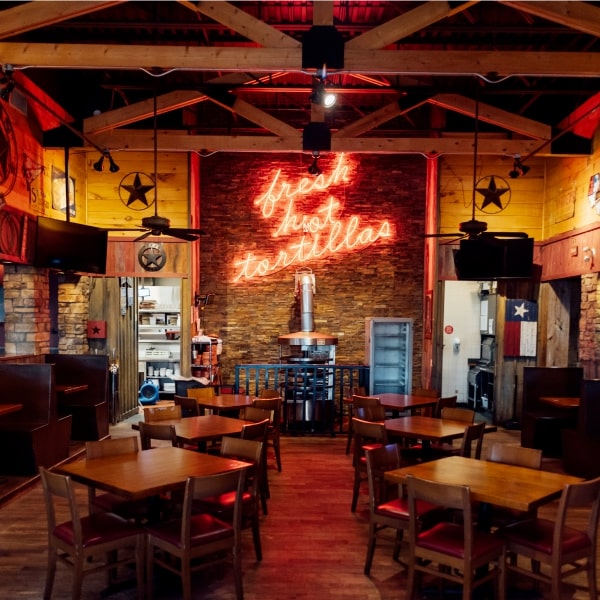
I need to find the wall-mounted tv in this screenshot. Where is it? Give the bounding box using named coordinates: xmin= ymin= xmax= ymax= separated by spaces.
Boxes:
xmin=34 ymin=216 xmax=108 ymax=274
xmin=453 ymin=236 xmax=534 ymax=281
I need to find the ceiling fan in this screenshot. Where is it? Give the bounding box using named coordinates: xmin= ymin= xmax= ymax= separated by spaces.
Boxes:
xmin=426 ymin=83 xmax=528 ymax=242
xmin=109 ymin=91 xmax=205 ymax=242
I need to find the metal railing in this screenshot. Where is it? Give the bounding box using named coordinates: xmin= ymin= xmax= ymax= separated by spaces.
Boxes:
xmin=234 ymin=363 xmax=370 ymax=435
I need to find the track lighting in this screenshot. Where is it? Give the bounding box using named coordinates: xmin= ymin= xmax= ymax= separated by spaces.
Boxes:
xmin=508 ymin=155 xmax=530 ymax=179
xmin=93 ymin=150 xmax=120 ymax=173
xmin=0 ymin=64 xmax=15 ymax=101
xmin=309 ymin=77 xmax=336 ymax=108
xmin=307 ymin=151 xmax=322 ymax=176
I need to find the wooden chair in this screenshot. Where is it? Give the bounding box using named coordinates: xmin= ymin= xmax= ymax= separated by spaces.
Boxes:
xmin=486 ymin=443 xmax=543 ymax=529
xmin=85 ymin=436 xmax=149 ymax=522
xmin=433 ymin=394 xmax=457 ymax=418
xmin=186 ymin=387 xmax=215 ymax=401
xmin=258 ymin=388 xmax=281 ymax=399
xmin=145 ymin=468 xmax=247 ymax=600
xmin=40 ymin=467 xmax=145 ymax=600
xmin=440 ymin=406 xmax=475 ymax=423
xmin=499 ymin=475 xmax=600 ymax=600
xmin=364 ymin=444 xmax=439 ymax=575
xmin=173 ymin=394 xmax=201 ymax=417
xmin=138 ymin=421 xmax=179 ymax=450
xmin=406 ymin=475 xmax=506 ymax=600
xmin=344 ymin=387 xmax=369 ymax=454
xmin=143 ymin=403 xmax=182 ymax=422
xmin=351 ymin=417 xmax=387 ymax=513
xmin=197 ymin=436 xmax=264 ymax=561
xmin=252 ymin=396 xmax=283 ymax=472
xmin=240 ymin=417 xmax=270 ymax=515
xmin=347 ymin=395 xmax=382 ymax=456
xmin=355 ymin=404 xmax=386 ymax=422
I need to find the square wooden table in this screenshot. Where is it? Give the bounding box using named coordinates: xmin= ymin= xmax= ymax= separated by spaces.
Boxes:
xmin=133 ymin=414 xmax=252 ymax=446
xmin=377 ymin=393 xmax=438 ymax=415
xmin=539 ymin=396 xmax=580 ymax=409
xmin=194 ymin=394 xmax=254 ymax=414
xmin=56 ymin=446 xmax=250 ymax=501
xmin=384 ymin=455 xmax=583 ymax=512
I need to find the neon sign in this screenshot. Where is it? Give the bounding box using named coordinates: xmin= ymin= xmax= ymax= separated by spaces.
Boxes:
xmin=233 ymin=153 xmax=392 ymax=281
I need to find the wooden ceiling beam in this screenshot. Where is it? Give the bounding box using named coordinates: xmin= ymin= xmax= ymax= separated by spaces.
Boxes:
xmin=83 ymin=91 xmax=209 ymax=134
xmin=427 ymin=94 xmax=552 ymax=140
xmin=0 ymin=1 xmax=125 ymax=40
xmin=178 ymin=0 xmax=300 ymax=48
xmin=2 ymin=43 xmax=599 ymax=78
xmin=500 ymin=1 xmax=600 ymax=37
xmin=88 ymin=129 xmax=542 ymax=157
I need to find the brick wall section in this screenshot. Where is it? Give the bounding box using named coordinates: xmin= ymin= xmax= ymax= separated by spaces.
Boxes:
xmin=3 ymin=265 xmax=50 ymax=355
xmin=579 ymin=272 xmax=600 ymax=377
xmin=57 ymin=275 xmax=91 ymax=354
xmin=199 ymin=153 xmax=427 ymax=386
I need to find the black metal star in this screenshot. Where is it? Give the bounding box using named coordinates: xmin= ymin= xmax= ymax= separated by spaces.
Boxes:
xmin=475 ymin=175 xmax=509 ymax=210
xmin=92 ymin=325 xmax=101 ymax=335
xmin=120 ymin=172 xmax=155 ymax=207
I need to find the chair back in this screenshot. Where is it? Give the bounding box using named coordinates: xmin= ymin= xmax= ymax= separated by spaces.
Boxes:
xmin=241 ymin=418 xmax=270 ymax=442
xmin=440 ymin=406 xmax=475 ymax=423
xmin=258 ymin=388 xmax=280 ymax=399
xmin=221 ymin=436 xmax=263 ymax=466
xmin=144 ymin=403 xmax=182 ymax=422
xmin=186 ymin=387 xmax=215 ymax=400
xmin=355 ymin=404 xmax=386 ymax=422
xmin=40 ymin=467 xmax=82 ymax=543
xmin=86 ymin=435 xmax=139 ymax=459
xmin=353 ymin=395 xmax=381 ymax=409
xmin=488 ymin=443 xmax=542 ymax=469
xmin=365 ymin=444 xmax=403 ymax=510
xmin=138 ymin=421 xmax=179 ymax=450
xmin=433 ymin=395 xmax=457 ymax=418
xmin=352 ymin=417 xmax=387 ymax=465
xmin=413 ymin=388 xmax=440 ymax=398
xmin=252 ymin=397 xmax=282 ymax=430
xmin=458 ymin=421 xmax=486 ymax=459
xmin=242 ymin=406 xmax=272 ymax=424
xmin=173 ymin=394 xmax=201 ymax=417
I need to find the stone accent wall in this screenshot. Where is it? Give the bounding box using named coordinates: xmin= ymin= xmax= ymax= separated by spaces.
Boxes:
xmin=200 ymin=152 xmax=427 ymax=386
xmin=3 ymin=265 xmax=51 ymax=355
xmin=579 ymin=272 xmax=600 ymax=377
xmin=57 ymin=275 xmax=91 ymax=354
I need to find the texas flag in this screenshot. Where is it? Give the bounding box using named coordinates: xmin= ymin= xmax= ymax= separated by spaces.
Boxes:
xmin=504 ymin=299 xmax=538 ymax=357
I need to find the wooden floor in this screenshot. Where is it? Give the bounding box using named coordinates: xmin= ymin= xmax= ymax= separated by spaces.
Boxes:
xmin=0 ymin=421 xmax=596 ymax=599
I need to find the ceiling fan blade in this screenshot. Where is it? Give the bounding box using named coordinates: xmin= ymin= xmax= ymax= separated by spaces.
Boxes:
xmin=481 ymin=231 xmax=530 ymax=239
xmin=166 ymin=229 xmax=202 ymax=241
xmin=135 ymin=230 xmax=154 ymax=242
xmin=423 ymin=232 xmax=464 ymax=238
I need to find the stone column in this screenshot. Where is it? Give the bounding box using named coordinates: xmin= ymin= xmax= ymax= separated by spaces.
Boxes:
xmin=3 ymin=265 xmax=51 ymax=355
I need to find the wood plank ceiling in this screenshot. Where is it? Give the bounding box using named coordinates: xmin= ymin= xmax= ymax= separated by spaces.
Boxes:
xmin=0 ymin=1 xmax=599 ymax=158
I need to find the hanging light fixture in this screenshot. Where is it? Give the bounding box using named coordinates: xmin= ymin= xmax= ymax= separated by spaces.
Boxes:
xmin=307 ymin=151 xmax=322 ymax=176
xmin=93 ymin=150 xmax=120 ymax=173
xmin=508 ymin=154 xmax=530 ymax=179
xmin=309 ymin=76 xmax=336 ymax=108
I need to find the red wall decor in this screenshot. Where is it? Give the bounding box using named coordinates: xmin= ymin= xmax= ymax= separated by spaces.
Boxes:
xmin=87 ymin=320 xmax=106 ymax=339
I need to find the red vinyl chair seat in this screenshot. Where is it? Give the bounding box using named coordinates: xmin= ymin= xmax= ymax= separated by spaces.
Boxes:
xmin=417 ymin=521 xmax=505 ymax=560
xmin=146 ymin=513 xmax=234 ymax=548
xmin=54 ymin=512 xmax=142 ymax=548
xmin=375 ymin=497 xmax=440 ymax=520
xmin=500 ymin=518 xmax=592 ymax=556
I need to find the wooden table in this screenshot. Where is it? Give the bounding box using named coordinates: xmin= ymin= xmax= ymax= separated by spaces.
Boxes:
xmin=194 ymin=394 xmax=254 ymax=414
xmin=56 ymin=384 xmax=89 ymax=395
xmin=539 ymin=396 xmax=580 ymax=409
xmin=385 ymin=415 xmax=496 ymax=460
xmin=377 ymin=393 xmax=438 ymax=415
xmin=133 ymin=414 xmax=252 ymax=446
xmin=56 ymin=446 xmax=250 ymax=501
xmin=0 ymin=403 xmax=23 ymax=417
xmin=384 ymin=455 xmax=583 ymax=512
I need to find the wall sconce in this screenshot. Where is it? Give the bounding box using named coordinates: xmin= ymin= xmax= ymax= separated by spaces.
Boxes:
xmin=93 ymin=150 xmax=120 ymax=173
xmin=508 ymin=154 xmax=530 ymax=179
xmin=307 ymin=151 xmax=322 ymax=176
xmin=583 ymin=246 xmax=596 ymax=266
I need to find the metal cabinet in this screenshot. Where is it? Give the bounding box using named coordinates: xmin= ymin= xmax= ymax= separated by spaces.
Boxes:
xmin=365 ymin=317 xmax=413 ymax=396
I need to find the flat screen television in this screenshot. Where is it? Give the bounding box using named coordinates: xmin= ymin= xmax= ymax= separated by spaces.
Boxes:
xmin=453 ymin=236 xmax=534 ymax=281
xmin=34 ymin=216 xmax=108 ymax=274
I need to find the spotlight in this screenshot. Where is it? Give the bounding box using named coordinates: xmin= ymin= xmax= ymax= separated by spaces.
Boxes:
xmin=508 ymin=154 xmax=530 ymax=179
xmin=93 ymin=151 xmax=120 ymax=173
xmin=0 ymin=64 xmax=15 ymax=101
xmin=309 ymin=77 xmax=336 ymax=108
xmin=307 ymin=151 xmax=322 ymax=176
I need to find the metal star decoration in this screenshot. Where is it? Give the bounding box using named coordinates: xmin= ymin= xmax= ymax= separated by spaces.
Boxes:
xmin=119 ymin=172 xmax=155 ymax=209
xmin=475 ymin=175 xmax=510 ymax=211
